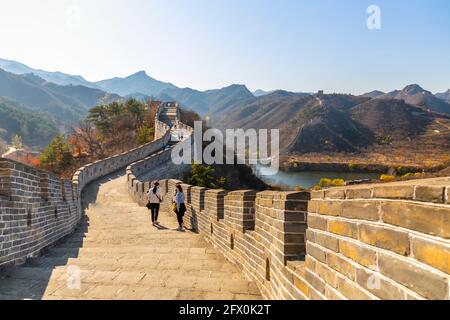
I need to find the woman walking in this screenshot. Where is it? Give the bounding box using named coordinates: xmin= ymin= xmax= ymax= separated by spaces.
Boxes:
xmin=147 ymin=181 xmax=162 ymax=226
xmin=173 ymin=185 xmax=186 ymax=231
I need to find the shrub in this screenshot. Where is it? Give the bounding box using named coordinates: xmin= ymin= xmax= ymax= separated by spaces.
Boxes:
xmin=402 ymin=172 xmax=423 ymax=179
xmin=332 ymin=179 xmax=346 ymax=187
xmin=136 ymin=125 xmax=154 ymax=144
xmin=189 ymin=163 xmax=226 ymax=189
xmin=380 ymin=174 xmax=396 ymax=182
xmin=319 ymin=178 xmax=332 ymax=188
xmin=39 ymin=135 xmax=74 ymax=175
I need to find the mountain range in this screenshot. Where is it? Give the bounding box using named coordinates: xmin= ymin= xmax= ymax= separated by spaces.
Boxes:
xmin=0 ymin=68 xmax=120 ymax=124
xmin=0 ymin=58 xmax=98 ymax=89
xmin=210 ymin=89 xmax=450 ymax=163
xmin=1 ymin=57 xmax=450 ymax=156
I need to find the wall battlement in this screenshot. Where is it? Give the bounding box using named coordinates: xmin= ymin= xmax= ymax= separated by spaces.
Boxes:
xmin=128 ymin=165 xmax=450 ymax=300
xmin=0 ymin=102 xmax=173 ymax=267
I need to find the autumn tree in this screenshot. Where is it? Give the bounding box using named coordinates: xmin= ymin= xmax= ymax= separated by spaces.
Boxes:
xmin=39 ymin=135 xmax=74 ymax=175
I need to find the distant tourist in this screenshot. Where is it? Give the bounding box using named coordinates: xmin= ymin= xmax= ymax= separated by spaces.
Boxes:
xmin=147 ymin=181 xmax=162 ymax=226
xmin=173 ymin=184 xmax=186 ymax=231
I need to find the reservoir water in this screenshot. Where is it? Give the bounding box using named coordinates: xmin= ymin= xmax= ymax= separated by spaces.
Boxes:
xmin=253 ymin=164 xmax=380 ymax=190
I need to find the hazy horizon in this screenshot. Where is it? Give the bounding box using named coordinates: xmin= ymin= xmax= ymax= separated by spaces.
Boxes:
xmin=1 ymin=0 xmax=449 ymax=94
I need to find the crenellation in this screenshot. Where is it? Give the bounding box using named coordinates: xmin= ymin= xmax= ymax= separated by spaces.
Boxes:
xmin=225 ymin=190 xmax=255 ymax=232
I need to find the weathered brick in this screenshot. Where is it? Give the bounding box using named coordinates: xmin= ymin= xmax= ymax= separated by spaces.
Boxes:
xmin=411 ymin=236 xmax=450 ymax=274
xmin=305 ymin=255 xmax=316 ymax=271
xmin=310 ymin=190 xmax=324 ymax=200
xmin=326 ymin=251 xmax=358 ymax=281
xmin=345 ymin=188 xmax=372 ymax=199
xmin=327 ymin=219 xmax=358 ymax=239
xmin=381 ymin=201 xmax=450 ymax=239
xmin=307 ymin=200 xmax=318 ymax=213
xmin=315 ymin=261 xmax=338 ymax=288
xmin=335 ymin=273 xmax=377 ymax=300
xmin=306 ymin=242 xmax=326 ymax=263
xmin=358 ymin=223 xmax=410 ymax=256
xmin=341 ymin=200 xmax=379 ymax=221
xmin=339 ymin=239 xmax=377 ymax=268
xmin=292 ymin=272 xmax=309 ymax=296
xmin=373 ymin=185 xmax=414 ymax=199
xmin=356 ymin=268 xmax=407 ymax=300
xmin=308 ymin=285 xmax=326 ymax=300
xmin=310 ymin=230 xmax=339 ymax=252
xmin=305 ymin=269 xmax=326 ymax=294
xmin=324 ymin=284 xmax=347 ymax=300
xmin=414 ymin=186 xmax=445 ymax=203
xmin=325 ymin=189 xmax=345 ymax=200
xmin=316 ymin=200 xmax=342 ymax=216
xmin=378 ymin=252 xmax=449 ymax=300
xmin=307 ymin=214 xmax=328 ymax=231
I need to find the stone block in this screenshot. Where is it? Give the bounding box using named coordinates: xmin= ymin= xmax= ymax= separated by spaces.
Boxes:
xmin=310 ymin=230 xmax=339 ymax=252
xmin=358 ymin=223 xmax=410 ymax=256
xmin=345 ymin=188 xmax=372 ymax=199
xmin=373 ymin=185 xmax=414 ymax=199
xmin=414 ymin=186 xmax=445 ymax=203
xmin=356 ymin=267 xmax=407 ymax=300
xmin=310 ymin=190 xmax=324 ymax=200
xmin=315 ymin=260 xmax=338 ymax=288
xmin=327 ymin=219 xmax=358 ymax=239
xmin=411 ymin=236 xmax=450 ymax=274
xmin=307 ymin=214 xmax=328 ymax=231
xmin=335 ymin=273 xmax=377 ymax=300
xmin=305 ymin=269 xmax=326 ymax=294
xmin=341 ymin=200 xmax=379 ymax=221
xmin=378 ymin=252 xmax=449 ymax=300
xmin=381 ymin=201 xmax=450 ymax=239
xmin=325 ymin=189 xmax=345 ymax=200
xmin=325 ymin=284 xmax=347 ymax=300
xmin=317 ymin=200 xmax=342 ymax=216
xmin=326 ymin=251 xmax=358 ymax=281
xmin=339 ymin=239 xmax=377 ymax=268
xmin=306 ymin=242 xmax=326 ymax=264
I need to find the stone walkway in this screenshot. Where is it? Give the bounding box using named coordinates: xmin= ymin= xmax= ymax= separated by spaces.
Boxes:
xmin=0 ymin=172 xmax=261 ymax=300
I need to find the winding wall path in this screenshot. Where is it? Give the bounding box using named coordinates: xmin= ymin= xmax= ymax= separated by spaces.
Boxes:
xmin=0 ymin=171 xmax=261 ymax=300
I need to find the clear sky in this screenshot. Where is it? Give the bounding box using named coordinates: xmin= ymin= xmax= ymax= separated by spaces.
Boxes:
xmin=0 ymin=0 xmax=449 ymax=94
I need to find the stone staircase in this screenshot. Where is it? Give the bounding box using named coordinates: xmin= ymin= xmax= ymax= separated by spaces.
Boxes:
xmin=0 ymin=171 xmax=261 ymax=300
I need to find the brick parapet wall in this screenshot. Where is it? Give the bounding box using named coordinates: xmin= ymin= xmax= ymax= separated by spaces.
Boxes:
xmin=0 ymin=101 xmax=177 ymax=267
xmin=0 ymin=158 xmax=79 ymax=266
xmin=127 ymin=166 xmax=450 ymax=300
xmin=127 ymin=172 xmax=310 ymax=299
xmin=306 ymin=179 xmax=450 ymax=300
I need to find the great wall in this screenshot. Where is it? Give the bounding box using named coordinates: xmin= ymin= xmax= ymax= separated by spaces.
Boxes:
xmin=0 ymin=102 xmax=449 ymax=300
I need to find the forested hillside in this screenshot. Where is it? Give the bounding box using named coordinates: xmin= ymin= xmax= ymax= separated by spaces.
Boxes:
xmin=0 ymin=97 xmax=59 ymax=149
